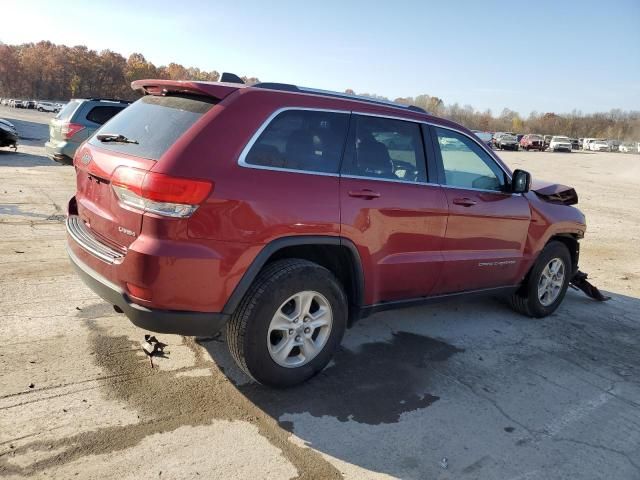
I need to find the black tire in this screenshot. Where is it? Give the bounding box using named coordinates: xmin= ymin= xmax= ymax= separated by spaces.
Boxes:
xmin=226 ymin=258 xmax=347 ymax=387
xmin=510 ymin=241 xmax=572 ymax=318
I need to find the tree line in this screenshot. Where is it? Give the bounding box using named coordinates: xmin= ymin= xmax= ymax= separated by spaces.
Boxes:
xmin=1 ymin=41 xmax=638 ymax=140
xmin=0 ymin=41 xmax=259 ymax=101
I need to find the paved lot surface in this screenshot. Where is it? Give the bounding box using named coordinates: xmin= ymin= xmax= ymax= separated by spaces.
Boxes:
xmin=1 ymin=106 xmax=639 ymax=479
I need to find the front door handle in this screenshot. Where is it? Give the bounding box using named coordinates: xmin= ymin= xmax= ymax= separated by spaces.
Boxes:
xmin=452 ymin=197 xmax=477 ymax=207
xmin=348 ymin=189 xmax=380 ymax=199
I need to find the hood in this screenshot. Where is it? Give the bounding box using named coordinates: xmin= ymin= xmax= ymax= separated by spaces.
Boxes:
xmin=0 ymin=119 xmax=16 ymax=130
xmin=531 ymin=179 xmax=578 ymax=206
xmin=0 ymin=119 xmax=17 ymax=136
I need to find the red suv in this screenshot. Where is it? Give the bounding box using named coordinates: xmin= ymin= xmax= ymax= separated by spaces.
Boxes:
xmin=66 ymin=77 xmax=586 ymax=386
xmin=520 ymin=134 xmax=544 ymax=151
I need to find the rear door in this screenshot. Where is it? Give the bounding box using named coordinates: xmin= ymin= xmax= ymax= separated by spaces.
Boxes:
xmin=340 ymin=114 xmax=448 ymax=305
xmin=74 ymin=94 xmax=217 ymax=249
xmin=429 ymin=125 xmax=530 ymax=293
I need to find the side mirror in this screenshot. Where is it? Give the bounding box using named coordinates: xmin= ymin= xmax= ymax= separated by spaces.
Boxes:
xmin=511 ymin=169 xmax=531 ymax=193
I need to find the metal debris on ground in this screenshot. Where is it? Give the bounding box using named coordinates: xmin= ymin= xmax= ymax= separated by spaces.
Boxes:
xmin=570 ymin=270 xmax=611 ymax=301
xmin=142 ymin=334 xmax=168 ymax=368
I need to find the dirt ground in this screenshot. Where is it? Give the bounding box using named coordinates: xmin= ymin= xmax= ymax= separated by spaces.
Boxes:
xmin=1 ymin=106 xmax=639 ymax=480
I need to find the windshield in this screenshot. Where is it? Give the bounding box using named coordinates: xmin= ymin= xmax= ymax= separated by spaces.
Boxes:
xmin=503 ymin=135 xmax=517 ymax=141
xmin=88 ymin=94 xmax=217 ymax=161
xmin=553 ymin=136 xmax=570 ymax=142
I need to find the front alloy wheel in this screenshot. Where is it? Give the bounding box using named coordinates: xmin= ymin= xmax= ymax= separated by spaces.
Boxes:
xmin=537 ymin=258 xmax=565 ymax=306
xmin=509 ymin=241 xmax=571 ymax=318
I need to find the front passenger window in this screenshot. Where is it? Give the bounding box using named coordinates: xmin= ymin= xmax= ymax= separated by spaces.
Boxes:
xmin=434 ymin=127 xmax=506 ymax=191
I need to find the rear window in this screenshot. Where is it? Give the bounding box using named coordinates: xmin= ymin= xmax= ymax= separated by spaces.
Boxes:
xmin=56 ymin=100 xmax=82 ymax=121
xmin=85 ymin=105 xmax=127 ymax=125
xmin=88 ymin=94 xmax=216 ymax=160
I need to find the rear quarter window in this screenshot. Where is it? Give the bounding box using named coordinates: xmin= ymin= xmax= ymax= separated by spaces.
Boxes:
xmin=88 ymin=94 xmax=216 ymax=161
xmin=85 ymin=105 xmax=127 ymax=125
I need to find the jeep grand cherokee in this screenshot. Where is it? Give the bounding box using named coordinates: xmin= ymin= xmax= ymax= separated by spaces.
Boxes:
xmin=66 ymin=76 xmax=586 ymax=386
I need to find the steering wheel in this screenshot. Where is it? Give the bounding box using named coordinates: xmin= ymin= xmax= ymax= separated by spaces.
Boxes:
xmin=391 ymin=160 xmax=420 ymax=182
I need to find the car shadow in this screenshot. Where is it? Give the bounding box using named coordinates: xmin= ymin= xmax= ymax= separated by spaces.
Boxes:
xmin=0 ymin=149 xmax=57 ymax=167
xmin=198 ymin=288 xmax=640 ymax=479
xmin=0 ymin=116 xmax=50 ymax=144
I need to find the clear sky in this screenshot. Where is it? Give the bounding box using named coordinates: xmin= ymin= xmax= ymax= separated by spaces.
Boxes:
xmin=3 ymin=0 xmax=639 ymax=115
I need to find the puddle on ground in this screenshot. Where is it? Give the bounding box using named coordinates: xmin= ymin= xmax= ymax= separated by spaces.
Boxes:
xmin=0 ymin=306 xmax=342 ymax=479
xmin=0 ymin=204 xmax=64 ymax=222
xmin=241 ymin=331 xmax=464 ymax=426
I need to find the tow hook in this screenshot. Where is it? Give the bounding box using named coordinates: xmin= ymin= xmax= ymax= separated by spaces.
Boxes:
xmin=570 ymin=270 xmax=611 ymax=301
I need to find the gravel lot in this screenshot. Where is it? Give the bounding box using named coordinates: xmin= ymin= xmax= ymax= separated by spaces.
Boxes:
xmin=1 ymin=106 xmax=639 ymax=480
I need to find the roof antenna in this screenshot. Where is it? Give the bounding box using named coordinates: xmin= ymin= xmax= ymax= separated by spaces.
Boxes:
xmin=220 ymin=72 xmax=245 ymax=84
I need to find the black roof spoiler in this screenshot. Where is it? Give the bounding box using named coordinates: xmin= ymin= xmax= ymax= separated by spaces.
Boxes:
xmin=220 ymin=72 xmax=245 ymax=84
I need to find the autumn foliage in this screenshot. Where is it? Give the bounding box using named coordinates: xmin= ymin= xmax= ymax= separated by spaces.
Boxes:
xmin=0 ymin=41 xmax=258 ymax=101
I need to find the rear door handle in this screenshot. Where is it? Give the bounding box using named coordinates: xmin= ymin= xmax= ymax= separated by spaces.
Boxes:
xmin=452 ymin=197 xmax=477 ymax=207
xmin=348 ymin=189 xmax=380 ymax=199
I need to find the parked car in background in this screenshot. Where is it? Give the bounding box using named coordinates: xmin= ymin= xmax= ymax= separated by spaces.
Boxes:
xmin=45 ymin=98 xmax=131 ymax=164
xmin=619 ymin=143 xmax=638 ymax=153
xmin=10 ymin=99 xmax=24 ymax=108
xmin=590 ymin=140 xmax=610 ymax=152
xmin=37 ymin=101 xmax=59 ymax=113
xmin=549 ymin=136 xmax=573 ymax=152
xmin=66 ymin=75 xmax=587 ymax=386
xmin=0 ymin=118 xmax=19 ymax=150
xmin=520 ymin=134 xmax=544 ymax=151
xmin=608 ymin=140 xmax=621 ymax=152
xmin=582 ymin=138 xmax=599 ymax=150
xmin=472 ymin=130 xmax=493 ymax=147
xmin=492 ymin=132 xmax=515 ymax=148
xmin=496 ymin=134 xmax=519 ymax=150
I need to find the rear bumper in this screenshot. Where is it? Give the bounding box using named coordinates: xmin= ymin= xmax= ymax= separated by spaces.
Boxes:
xmin=67 ymin=243 xmax=230 ymax=336
xmin=45 ymin=140 xmax=76 ymax=164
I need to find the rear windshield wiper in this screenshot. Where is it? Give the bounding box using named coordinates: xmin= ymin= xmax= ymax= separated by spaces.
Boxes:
xmin=96 ymin=133 xmax=139 ymax=144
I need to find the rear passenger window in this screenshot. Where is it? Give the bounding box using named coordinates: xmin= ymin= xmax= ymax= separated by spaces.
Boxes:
xmin=244 ymin=110 xmax=349 ymax=173
xmin=86 ymin=106 xmax=125 ymax=125
xmin=341 ymin=115 xmax=427 ymax=183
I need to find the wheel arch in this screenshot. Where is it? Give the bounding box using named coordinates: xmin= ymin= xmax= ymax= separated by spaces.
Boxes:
xmin=548 ymin=233 xmax=580 ymax=276
xmin=222 ymin=236 xmax=365 ymax=324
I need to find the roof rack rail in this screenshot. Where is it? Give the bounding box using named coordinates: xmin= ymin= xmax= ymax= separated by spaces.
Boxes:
xmin=87 ymin=98 xmax=132 ymax=104
xmin=252 ymin=83 xmax=428 ymax=114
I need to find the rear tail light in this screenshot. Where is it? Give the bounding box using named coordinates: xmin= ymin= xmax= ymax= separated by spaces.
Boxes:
xmin=61 ymin=122 xmax=85 ymax=139
xmin=111 ymin=166 xmax=212 ymax=218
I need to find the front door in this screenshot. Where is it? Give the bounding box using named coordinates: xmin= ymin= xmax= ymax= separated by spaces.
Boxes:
xmin=340 ymin=114 xmax=448 ymax=305
xmin=430 ymin=126 xmax=531 ymax=293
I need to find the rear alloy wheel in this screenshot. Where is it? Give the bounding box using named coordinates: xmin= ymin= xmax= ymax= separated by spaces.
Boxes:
xmin=226 ymin=259 xmax=347 ymax=387
xmin=510 ymin=241 xmax=571 ymax=318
